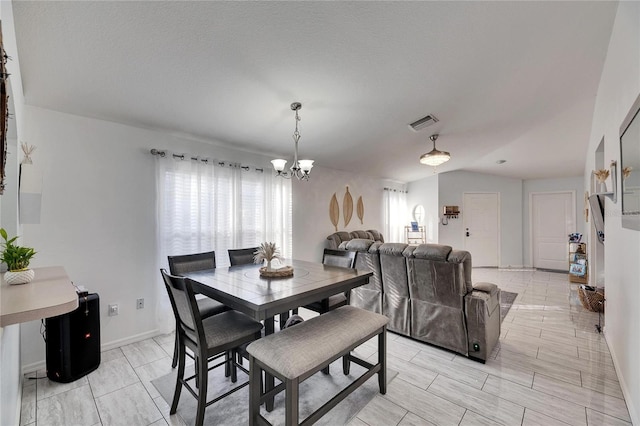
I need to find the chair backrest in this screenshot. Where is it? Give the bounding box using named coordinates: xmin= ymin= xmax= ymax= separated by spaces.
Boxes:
xmin=168 ymin=251 xmax=216 ymax=275
xmin=228 ymin=247 xmax=258 ymax=266
xmin=322 ymin=249 xmax=356 ymax=268
xmin=160 ymin=269 xmax=204 ymax=347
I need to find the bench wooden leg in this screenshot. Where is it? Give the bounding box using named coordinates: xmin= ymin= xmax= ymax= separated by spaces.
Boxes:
xmin=264 ymin=318 xmax=276 ymax=412
xmin=285 ymin=377 xmax=299 ymax=426
xmin=378 ymin=327 xmax=387 ymax=394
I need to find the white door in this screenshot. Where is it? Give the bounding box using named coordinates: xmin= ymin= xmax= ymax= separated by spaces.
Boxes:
xmin=531 ymin=192 xmax=575 ymax=270
xmin=463 ymin=193 xmax=499 ymax=267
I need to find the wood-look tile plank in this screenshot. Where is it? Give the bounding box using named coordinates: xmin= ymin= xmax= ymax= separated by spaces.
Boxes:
xmin=482 ymin=375 xmax=587 ymax=426
xmin=496 ymin=348 xmax=582 ymax=386
xmin=536 ymin=347 xmax=620 ymax=382
xmin=371 ymin=352 xmax=437 ymax=390
xmin=503 ymin=332 xmax=579 ymax=357
xmin=532 ymin=374 xmax=630 ymax=422
xmin=410 ymin=350 xmax=488 ymax=389
xmin=459 ymin=410 xmax=503 ymax=426
xmin=452 ymin=354 xmax=535 ymax=388
xmin=586 ymin=408 xmax=632 ymax=426
xmin=397 ymin=412 xmax=436 ymax=426
xmin=381 ymin=378 xmax=465 ymax=425
xmin=522 ymin=408 xmax=573 ymax=426
xmin=427 ymin=375 xmax=524 ymax=425
xmin=580 ymin=372 xmax=626 ymax=400
xmin=355 ymin=395 xmax=407 ymax=426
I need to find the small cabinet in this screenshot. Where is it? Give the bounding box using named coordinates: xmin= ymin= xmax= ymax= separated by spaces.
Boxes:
xmin=569 ymin=242 xmax=588 ymax=284
xmin=405 ymin=225 xmax=426 ymax=245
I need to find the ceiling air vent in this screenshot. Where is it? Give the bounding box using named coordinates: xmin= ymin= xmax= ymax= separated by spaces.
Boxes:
xmin=408 ymin=114 xmax=439 ymax=132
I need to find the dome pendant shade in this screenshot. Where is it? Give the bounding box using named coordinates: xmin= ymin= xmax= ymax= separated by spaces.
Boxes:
xmin=419 ymin=134 xmax=450 ymax=167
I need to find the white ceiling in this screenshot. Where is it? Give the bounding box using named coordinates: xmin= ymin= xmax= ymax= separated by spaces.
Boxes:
xmin=12 ymin=1 xmax=617 ymax=182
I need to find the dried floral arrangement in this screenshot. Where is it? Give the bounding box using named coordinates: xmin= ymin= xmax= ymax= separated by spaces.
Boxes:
xmin=253 ymin=242 xmax=283 ymax=265
xmin=594 ymin=169 xmax=610 ymax=183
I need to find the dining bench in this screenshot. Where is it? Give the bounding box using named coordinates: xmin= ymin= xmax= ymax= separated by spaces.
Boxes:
xmin=246 ymin=305 xmax=389 ymax=426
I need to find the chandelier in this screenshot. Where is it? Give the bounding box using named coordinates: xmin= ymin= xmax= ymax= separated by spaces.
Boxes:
xmin=419 ymin=134 xmax=450 ymax=167
xmin=271 ymin=102 xmax=314 ymax=180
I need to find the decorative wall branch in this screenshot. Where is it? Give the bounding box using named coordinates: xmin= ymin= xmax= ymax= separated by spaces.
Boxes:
xmin=343 ymin=186 xmax=353 ymax=227
xmin=357 ymin=196 xmax=364 ymax=224
xmin=0 ymin=26 xmax=9 ymax=195
xmin=329 ymin=193 xmax=339 ymax=231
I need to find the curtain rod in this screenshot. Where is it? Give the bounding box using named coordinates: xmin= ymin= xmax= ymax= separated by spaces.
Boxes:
xmin=383 ymin=187 xmax=408 ymax=193
xmin=150 ymin=149 xmax=264 ymax=173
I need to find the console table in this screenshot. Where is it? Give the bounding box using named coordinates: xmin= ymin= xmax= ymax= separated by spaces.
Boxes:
xmin=0 ymin=266 xmax=78 ymax=327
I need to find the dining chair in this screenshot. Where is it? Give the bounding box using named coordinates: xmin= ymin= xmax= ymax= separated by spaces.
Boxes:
xmin=304 ymin=249 xmax=357 ymax=314
xmin=227 ymin=247 xmax=259 ymax=266
xmin=161 ymin=269 xmax=263 ymax=426
xmin=303 ymin=249 xmax=357 ymax=374
xmin=167 ymin=251 xmax=228 ymax=368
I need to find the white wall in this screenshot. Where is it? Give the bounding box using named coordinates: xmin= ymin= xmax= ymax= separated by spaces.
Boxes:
xmin=438 ymin=170 xmax=524 ymax=268
xmin=0 ymin=1 xmax=28 ymax=423
xmin=18 ymin=105 xmax=285 ymax=369
xmin=407 ymin=174 xmax=439 ymax=243
xmin=585 ymin=3 xmax=640 ymax=423
xmin=522 ymin=176 xmax=585 ymax=267
xmin=292 ymin=166 xmax=385 ymax=262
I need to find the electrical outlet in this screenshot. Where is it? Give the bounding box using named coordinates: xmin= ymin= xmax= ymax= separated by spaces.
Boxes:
xmin=108 ymin=304 xmax=119 ymax=316
xmin=136 ymin=298 xmax=144 ymax=309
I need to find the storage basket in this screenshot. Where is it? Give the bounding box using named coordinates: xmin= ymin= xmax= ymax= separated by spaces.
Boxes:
xmin=578 ymin=285 xmax=605 ymax=312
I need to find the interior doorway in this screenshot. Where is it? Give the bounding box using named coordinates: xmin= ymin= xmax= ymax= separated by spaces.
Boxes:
xmin=463 ymin=192 xmax=499 ymax=267
xmin=531 ymin=191 xmax=576 ymax=270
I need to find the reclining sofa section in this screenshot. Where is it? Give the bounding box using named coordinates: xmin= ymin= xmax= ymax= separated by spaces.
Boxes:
xmin=340 ymin=239 xmax=501 ymax=363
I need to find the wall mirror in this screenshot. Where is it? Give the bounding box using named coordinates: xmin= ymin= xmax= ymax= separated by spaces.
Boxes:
xmin=413 ymin=204 xmax=425 ymax=224
xmin=620 ymin=92 xmax=640 ymax=230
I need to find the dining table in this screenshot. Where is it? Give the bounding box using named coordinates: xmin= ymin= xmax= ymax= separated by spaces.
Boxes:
xmin=182 ymin=258 xmax=373 ymax=411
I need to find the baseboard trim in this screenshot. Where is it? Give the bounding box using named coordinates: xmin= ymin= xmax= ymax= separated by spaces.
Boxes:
xmin=604 ymin=328 xmax=639 ymax=425
xmin=22 ymin=328 xmax=163 ymax=374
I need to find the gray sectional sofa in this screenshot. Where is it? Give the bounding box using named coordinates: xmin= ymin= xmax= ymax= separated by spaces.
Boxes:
xmin=340 ymin=239 xmax=501 ymax=362
xmin=326 ymin=230 xmax=384 ymax=250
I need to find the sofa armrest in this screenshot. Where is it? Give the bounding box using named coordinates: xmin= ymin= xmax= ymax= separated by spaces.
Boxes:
xmin=464 ymin=286 xmax=501 ymax=362
xmin=473 ymin=282 xmax=499 ymax=295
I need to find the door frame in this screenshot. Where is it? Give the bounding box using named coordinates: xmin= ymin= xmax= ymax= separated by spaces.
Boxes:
xmin=462 ymin=192 xmax=501 ymax=267
xmin=528 ymin=190 xmax=576 ymax=268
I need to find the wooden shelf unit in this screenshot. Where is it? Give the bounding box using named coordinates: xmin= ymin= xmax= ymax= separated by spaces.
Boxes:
xmin=569 ymin=242 xmax=588 ymax=284
xmin=405 ymin=225 xmax=426 ymax=245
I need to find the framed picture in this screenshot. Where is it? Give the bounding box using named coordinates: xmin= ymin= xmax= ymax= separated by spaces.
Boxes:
xmin=570 ymin=263 xmax=587 ymax=276
xmin=410 ymin=221 xmax=419 ymax=232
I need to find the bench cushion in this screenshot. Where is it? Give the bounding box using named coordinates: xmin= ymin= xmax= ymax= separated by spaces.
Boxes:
xmin=247 ymin=306 xmax=388 ymax=380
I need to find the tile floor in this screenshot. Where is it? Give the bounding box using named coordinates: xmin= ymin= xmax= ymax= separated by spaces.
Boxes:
xmin=20 ymin=269 xmax=631 ymax=425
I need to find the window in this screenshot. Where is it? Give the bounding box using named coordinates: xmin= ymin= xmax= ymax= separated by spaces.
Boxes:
xmin=155 ymin=156 xmax=292 ymax=267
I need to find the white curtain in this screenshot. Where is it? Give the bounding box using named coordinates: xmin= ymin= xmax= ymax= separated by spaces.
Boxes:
xmin=383 ymin=188 xmax=408 ymax=243
xmin=154 ymin=154 xmax=292 ymax=333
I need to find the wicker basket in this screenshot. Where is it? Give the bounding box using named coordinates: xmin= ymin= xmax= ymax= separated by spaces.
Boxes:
xmin=259 ymin=265 xmax=294 ymax=278
xmin=578 ymin=285 xmax=605 ymax=312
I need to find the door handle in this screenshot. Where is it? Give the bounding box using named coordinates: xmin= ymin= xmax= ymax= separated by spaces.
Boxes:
xmin=466 ymin=228 xmax=470 ymax=237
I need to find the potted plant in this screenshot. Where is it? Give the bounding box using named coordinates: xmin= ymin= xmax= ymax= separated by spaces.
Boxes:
xmin=253 ymin=242 xmax=283 ymax=272
xmin=1 ymin=228 xmax=36 ymax=285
